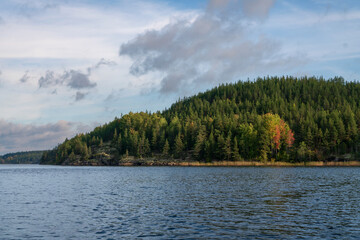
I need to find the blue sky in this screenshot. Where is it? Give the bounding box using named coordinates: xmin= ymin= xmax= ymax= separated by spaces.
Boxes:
xmin=0 ymin=0 xmax=360 ymax=154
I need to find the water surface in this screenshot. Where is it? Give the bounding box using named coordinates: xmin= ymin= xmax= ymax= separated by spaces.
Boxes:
xmin=0 ymin=165 xmax=359 ymax=239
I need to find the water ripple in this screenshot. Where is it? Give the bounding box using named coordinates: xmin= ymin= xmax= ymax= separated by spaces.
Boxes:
xmin=0 ymin=165 xmax=360 ymax=239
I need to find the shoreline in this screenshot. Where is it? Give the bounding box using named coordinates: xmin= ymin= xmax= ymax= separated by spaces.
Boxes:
xmin=4 ymin=160 xmax=360 ymax=167
xmin=114 ymin=160 xmax=360 ymax=167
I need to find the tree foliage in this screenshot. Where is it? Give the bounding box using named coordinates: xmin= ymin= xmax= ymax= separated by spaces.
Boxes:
xmin=0 ymin=151 xmax=44 ymax=164
xmin=41 ymin=76 xmax=360 ymax=165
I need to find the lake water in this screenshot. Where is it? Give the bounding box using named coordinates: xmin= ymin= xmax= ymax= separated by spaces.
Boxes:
xmin=0 ymin=165 xmax=360 ymax=239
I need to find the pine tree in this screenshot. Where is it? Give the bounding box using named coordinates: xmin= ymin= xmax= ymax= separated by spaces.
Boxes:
xmin=151 ymin=128 xmax=158 ymax=150
xmin=204 ymin=140 xmax=212 ymax=162
xmin=162 ymin=139 xmax=170 ymax=157
xmin=113 ymin=129 xmax=118 ymax=143
xmin=193 ymin=126 xmax=206 ymax=160
xmin=144 ymin=137 xmax=151 ymax=157
xmin=88 ymin=146 xmax=92 ymax=156
xmin=232 ymin=137 xmax=241 ymax=161
xmin=174 ymin=133 xmax=184 ymax=159
xmin=223 ymin=133 xmax=232 ymax=161
xmin=216 ymin=134 xmax=225 ymax=159
xmin=117 ymin=134 xmax=122 ymax=153
xmin=306 ymin=127 xmax=313 ymax=147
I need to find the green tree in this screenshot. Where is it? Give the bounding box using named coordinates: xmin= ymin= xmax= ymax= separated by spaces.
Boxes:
xmin=174 ymin=133 xmax=184 ymax=159
xmin=193 ymin=126 xmax=206 ymax=160
xmin=232 ymin=137 xmax=241 ymax=161
xmin=223 ymin=132 xmax=232 ymax=161
xmin=162 ymin=139 xmax=170 ymax=157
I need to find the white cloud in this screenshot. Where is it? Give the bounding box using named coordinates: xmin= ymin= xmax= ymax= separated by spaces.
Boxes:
xmin=120 ymin=0 xmax=302 ymax=94
xmin=0 ymin=1 xmax=193 ymax=59
xmin=0 ymin=0 xmax=193 ymax=124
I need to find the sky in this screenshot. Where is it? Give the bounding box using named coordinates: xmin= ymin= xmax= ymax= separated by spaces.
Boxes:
xmin=0 ymin=0 xmax=360 ymax=154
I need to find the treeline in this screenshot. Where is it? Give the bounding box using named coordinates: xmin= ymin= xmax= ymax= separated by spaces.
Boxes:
xmin=41 ymin=76 xmax=360 ymax=165
xmin=0 ymin=151 xmax=45 ymax=164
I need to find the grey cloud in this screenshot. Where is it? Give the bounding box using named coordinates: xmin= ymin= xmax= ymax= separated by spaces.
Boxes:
xmin=75 ymin=91 xmax=87 ymax=101
xmin=65 ymin=70 xmax=96 ymax=89
xmin=0 ymin=16 xmax=4 ymax=24
xmin=87 ymin=58 xmax=117 ymax=75
xmin=38 ymin=69 xmax=96 ymax=90
xmin=19 ymin=71 xmax=30 ymax=83
xmin=38 ymin=58 xmax=115 ymax=90
xmin=38 ymin=70 xmax=60 ymax=88
xmin=120 ymin=0 xmax=302 ymax=94
xmin=0 ymin=120 xmax=74 ymax=154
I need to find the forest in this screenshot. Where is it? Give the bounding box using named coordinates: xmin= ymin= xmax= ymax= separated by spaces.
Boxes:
xmin=41 ymin=76 xmax=360 ymax=165
xmin=1 ymin=151 xmax=44 ymax=164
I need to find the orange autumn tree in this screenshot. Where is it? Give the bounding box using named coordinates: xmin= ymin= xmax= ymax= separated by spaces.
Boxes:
xmin=259 ymin=113 xmax=295 ymax=161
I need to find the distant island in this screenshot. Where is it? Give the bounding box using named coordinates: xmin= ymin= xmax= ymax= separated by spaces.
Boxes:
xmin=40 ymin=76 xmax=360 ymax=166
xmin=1 ymin=151 xmax=44 ymax=164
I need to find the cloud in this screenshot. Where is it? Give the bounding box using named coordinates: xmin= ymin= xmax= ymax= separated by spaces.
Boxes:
xmin=37 ymin=58 xmax=118 ymax=90
xmin=75 ymin=91 xmax=87 ymax=101
xmin=38 ymin=69 xmax=96 ymax=90
xmin=0 ymin=119 xmax=91 ymax=154
xmin=120 ymin=0 xmax=298 ymax=94
xmin=38 ymin=70 xmax=60 ymax=88
xmin=19 ymin=71 xmax=30 ymax=83
xmin=0 ymin=16 xmax=4 ymax=24
xmin=242 ymin=0 xmax=276 ymax=19
xmin=65 ymin=70 xmax=96 ymax=89
xmin=87 ymin=58 xmax=117 ymax=75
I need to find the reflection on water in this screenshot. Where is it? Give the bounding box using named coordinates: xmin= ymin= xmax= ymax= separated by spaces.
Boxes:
xmin=0 ymin=165 xmax=359 ymax=239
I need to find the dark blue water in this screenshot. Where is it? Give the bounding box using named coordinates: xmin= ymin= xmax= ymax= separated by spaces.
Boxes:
xmin=0 ymin=165 xmax=360 ymax=239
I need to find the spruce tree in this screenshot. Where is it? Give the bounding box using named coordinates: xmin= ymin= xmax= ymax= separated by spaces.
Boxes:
xmin=162 ymin=139 xmax=170 ymax=158
xmin=232 ymin=137 xmax=241 ymax=161
xmin=174 ymin=133 xmax=184 ymax=159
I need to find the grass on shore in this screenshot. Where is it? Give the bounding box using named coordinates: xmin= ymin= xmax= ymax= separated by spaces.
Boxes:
xmin=117 ymin=160 xmax=360 ymax=167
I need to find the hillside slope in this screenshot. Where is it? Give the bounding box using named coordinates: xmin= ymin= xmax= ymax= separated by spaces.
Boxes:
xmin=41 ymin=76 xmax=360 ymax=165
xmin=1 ymin=151 xmax=45 ymax=164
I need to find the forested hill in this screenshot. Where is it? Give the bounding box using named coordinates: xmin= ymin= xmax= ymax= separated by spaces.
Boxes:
xmin=41 ymin=76 xmax=360 ymax=165
xmin=1 ymin=151 xmax=44 ymax=164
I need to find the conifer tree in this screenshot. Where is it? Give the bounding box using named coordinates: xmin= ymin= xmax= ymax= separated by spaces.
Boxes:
xmin=193 ymin=126 xmax=206 ymax=160
xmin=232 ymin=137 xmax=241 ymax=161
xmin=162 ymin=139 xmax=170 ymax=157
xmin=174 ymin=133 xmax=184 ymax=159
xmin=223 ymin=132 xmax=232 ymax=161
